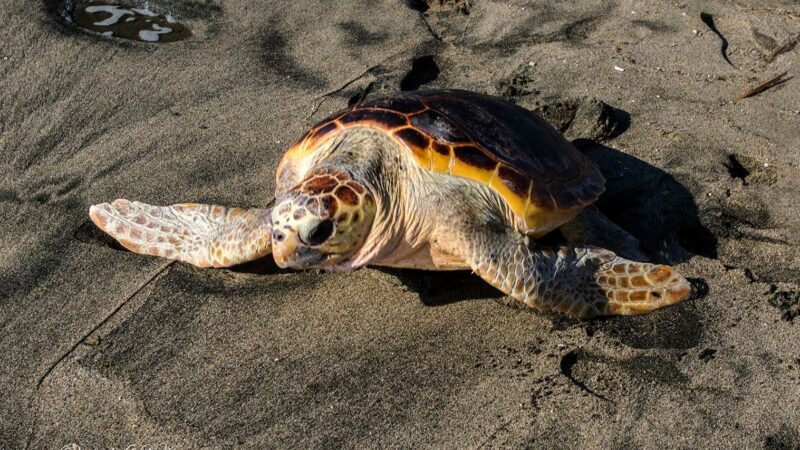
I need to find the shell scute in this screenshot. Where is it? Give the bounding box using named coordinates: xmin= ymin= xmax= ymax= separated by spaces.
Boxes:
xmin=432 ymin=142 xmax=450 ymax=156
xmin=393 ymin=127 xmax=432 ymax=165
xmin=339 ymin=108 xmax=408 ymax=129
xmin=362 ymin=96 xmax=427 ymax=114
xmin=453 ymin=145 xmax=496 ymax=171
xmin=393 ymin=127 xmax=430 ymax=148
xmin=496 ymin=165 xmax=530 ymax=197
xmin=310 ymin=121 xmax=340 ymax=143
xmin=409 ymin=109 xmax=470 ymax=144
xmin=529 ymin=181 xmax=556 ymax=210
xmin=546 ymin=184 xmax=573 ymax=208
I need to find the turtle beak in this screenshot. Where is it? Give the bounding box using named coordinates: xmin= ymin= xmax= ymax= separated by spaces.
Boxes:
xmin=273 ymin=235 xmax=325 ymax=269
xmin=290 ymin=247 xmax=326 ymax=268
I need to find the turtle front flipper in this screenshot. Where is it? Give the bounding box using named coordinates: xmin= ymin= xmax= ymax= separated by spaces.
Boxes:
xmin=89 ymin=199 xmax=272 ymax=268
xmin=442 ymin=227 xmax=690 ymax=319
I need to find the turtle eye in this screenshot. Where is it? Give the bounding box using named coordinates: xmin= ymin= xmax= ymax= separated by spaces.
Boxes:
xmin=303 ymin=219 xmax=334 ymax=246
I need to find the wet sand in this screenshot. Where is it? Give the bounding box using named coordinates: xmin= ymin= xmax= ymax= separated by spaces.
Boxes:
xmin=1 ymin=0 xmax=799 ymax=447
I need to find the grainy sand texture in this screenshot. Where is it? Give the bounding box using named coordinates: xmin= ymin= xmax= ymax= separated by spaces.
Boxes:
xmin=1 ymin=0 xmax=799 ymax=448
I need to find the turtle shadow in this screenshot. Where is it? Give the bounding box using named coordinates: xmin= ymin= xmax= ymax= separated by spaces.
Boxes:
xmin=376 ymin=268 xmax=505 ymax=306
xmin=573 ymin=139 xmax=718 ymax=262
xmin=227 ymin=257 xmax=290 ymax=275
xmin=236 ymin=262 xmax=501 ymax=306
xmin=74 ymin=219 xmax=127 ymax=251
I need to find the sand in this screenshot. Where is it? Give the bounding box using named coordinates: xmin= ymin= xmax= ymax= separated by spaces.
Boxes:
xmin=1 ymin=0 xmax=799 ymax=448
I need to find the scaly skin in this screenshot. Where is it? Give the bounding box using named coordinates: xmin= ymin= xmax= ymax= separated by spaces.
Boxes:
xmin=89 ymin=201 xmax=272 ymax=268
xmin=90 ymin=127 xmax=690 ymax=318
xmin=434 ymin=223 xmax=690 ymax=318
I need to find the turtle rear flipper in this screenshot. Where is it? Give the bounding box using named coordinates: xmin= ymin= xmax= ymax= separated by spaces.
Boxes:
xmin=89 ymin=199 xmax=272 ymax=268
xmin=559 ymin=206 xmax=647 ymax=261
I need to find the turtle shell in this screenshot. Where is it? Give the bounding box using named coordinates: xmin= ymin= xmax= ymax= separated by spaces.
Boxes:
xmin=281 ymin=89 xmax=605 ymax=234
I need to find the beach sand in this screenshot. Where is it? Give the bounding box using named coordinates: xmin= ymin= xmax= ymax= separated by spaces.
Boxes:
xmin=1 ymin=0 xmax=799 ymax=447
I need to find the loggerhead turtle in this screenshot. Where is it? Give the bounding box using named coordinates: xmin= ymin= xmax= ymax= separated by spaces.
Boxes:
xmin=89 ymin=89 xmax=690 ymax=318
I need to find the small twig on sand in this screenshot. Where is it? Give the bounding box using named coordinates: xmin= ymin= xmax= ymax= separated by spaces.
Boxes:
xmin=304 ymin=50 xmax=407 ymax=121
xmin=305 ymin=66 xmax=378 ymax=120
xmin=735 ymin=72 xmax=790 ymax=100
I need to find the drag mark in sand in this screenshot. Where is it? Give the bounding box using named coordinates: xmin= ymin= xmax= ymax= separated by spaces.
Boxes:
xmin=36 ymin=261 xmax=174 ymax=387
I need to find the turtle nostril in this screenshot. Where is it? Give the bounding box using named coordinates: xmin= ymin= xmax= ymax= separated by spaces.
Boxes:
xmin=303 ymin=219 xmax=334 ymax=246
xmin=272 ymin=230 xmax=285 ymax=243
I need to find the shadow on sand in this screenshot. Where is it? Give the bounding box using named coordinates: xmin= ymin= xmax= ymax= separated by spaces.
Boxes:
xmin=575 ymin=139 xmax=717 ymax=262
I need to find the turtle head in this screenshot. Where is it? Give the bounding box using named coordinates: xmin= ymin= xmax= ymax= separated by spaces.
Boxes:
xmin=271 ymin=168 xmax=376 ymax=269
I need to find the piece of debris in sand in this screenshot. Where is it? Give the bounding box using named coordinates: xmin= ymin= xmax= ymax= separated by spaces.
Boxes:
xmin=72 ymin=2 xmax=191 ymax=43
xmin=735 ymin=72 xmax=790 ymax=100
xmin=700 ymin=12 xmax=735 ymax=68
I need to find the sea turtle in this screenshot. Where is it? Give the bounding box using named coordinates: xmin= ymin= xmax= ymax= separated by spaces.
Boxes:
xmin=89 ymin=89 xmax=690 ymax=318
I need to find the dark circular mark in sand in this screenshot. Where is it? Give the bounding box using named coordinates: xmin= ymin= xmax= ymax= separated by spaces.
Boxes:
xmin=400 ymin=56 xmax=440 ymax=91
xmin=767 ymin=285 xmax=800 ymax=323
xmin=559 ymin=349 xmax=612 ymax=402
